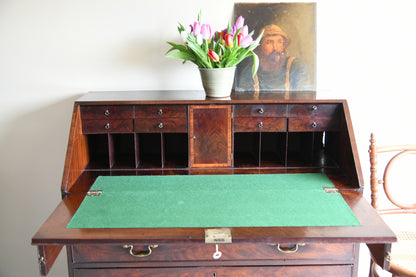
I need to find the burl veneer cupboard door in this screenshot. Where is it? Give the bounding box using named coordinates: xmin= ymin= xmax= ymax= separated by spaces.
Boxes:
xmin=189 ymin=105 xmax=232 ymax=168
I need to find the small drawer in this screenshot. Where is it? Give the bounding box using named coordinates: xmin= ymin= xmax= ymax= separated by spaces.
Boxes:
xmin=71 ymin=243 xmax=354 ymax=263
xmin=288 ymin=104 xmax=340 ymax=117
xmin=234 ymin=118 xmax=287 ymax=132
xmin=234 ymin=104 xmax=287 ymax=117
xmin=82 ymin=119 xmax=133 ymax=134
xmin=288 ymin=117 xmax=340 ymax=132
xmin=135 ymin=105 xmax=187 ymax=118
xmin=135 ymin=118 xmax=187 ymax=133
xmin=80 ymin=106 xmax=133 ymax=119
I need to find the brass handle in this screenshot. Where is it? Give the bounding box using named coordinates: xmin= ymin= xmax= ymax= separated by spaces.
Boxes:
xmin=104 ymin=123 xmax=110 ymax=129
xmin=276 ymin=243 xmax=305 ymax=254
xmin=257 ymin=107 xmax=264 ymax=114
xmin=104 ymin=109 xmax=110 ymax=116
xmin=158 ymin=122 xmax=164 ymax=129
xmin=158 ymin=109 xmax=163 ymax=115
xmin=257 ymin=121 xmax=263 ymax=128
xmin=123 ymin=245 xmax=158 ymax=257
xmin=312 ymin=105 xmax=318 ymax=111
xmin=311 ymin=122 xmax=317 ymax=128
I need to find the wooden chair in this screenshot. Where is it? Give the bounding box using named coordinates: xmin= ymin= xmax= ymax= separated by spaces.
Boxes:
xmin=369 ymin=133 xmax=416 ymax=277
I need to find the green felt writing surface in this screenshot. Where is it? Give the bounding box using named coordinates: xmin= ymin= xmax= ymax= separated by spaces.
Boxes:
xmin=67 ymin=173 xmax=361 ymax=228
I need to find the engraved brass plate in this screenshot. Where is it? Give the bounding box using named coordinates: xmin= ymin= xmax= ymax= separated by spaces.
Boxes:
xmin=205 ymin=228 xmax=232 ymax=244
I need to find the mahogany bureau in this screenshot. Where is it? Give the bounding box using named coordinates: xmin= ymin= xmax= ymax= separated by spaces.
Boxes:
xmin=32 ymin=90 xmax=396 ymax=277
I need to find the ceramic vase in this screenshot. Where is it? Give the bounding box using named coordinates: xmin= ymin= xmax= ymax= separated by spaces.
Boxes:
xmin=199 ymin=67 xmax=236 ymax=98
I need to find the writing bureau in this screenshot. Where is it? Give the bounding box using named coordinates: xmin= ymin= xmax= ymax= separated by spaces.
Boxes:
xmin=32 ymin=90 xmax=396 ymax=277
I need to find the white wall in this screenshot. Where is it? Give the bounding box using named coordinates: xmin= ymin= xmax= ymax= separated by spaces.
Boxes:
xmin=1 ymin=0 xmax=415 ymax=276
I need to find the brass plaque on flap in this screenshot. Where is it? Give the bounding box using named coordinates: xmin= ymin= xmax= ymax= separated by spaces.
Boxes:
xmin=205 ymin=228 xmax=232 ymax=244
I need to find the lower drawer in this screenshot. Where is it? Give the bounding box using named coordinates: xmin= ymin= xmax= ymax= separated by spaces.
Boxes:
xmin=71 ymin=243 xmax=354 ymax=263
xmin=73 ymin=265 xmax=353 ymax=277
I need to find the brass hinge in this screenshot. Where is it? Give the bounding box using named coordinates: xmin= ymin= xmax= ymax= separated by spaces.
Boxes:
xmin=323 ymin=187 xmax=339 ymax=193
xmin=87 ymin=190 xmax=102 ymax=196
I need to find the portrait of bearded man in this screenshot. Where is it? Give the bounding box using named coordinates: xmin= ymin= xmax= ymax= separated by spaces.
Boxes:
xmin=235 ymin=24 xmax=310 ymax=92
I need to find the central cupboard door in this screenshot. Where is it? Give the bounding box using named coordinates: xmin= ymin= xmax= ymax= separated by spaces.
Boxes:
xmin=189 ymin=105 xmax=232 ymax=168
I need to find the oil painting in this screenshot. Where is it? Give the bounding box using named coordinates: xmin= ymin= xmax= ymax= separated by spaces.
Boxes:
xmin=234 ymin=3 xmax=316 ymax=93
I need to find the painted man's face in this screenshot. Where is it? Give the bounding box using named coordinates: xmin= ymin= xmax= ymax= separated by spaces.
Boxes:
xmin=258 ymin=34 xmax=286 ymax=71
xmin=262 ymin=35 xmax=286 ymax=55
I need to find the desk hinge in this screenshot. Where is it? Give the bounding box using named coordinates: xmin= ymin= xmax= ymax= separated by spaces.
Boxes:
xmin=323 ymin=187 xmax=363 ymax=193
xmin=323 ymin=187 xmax=339 ymax=193
xmin=87 ymin=190 xmax=102 ymax=196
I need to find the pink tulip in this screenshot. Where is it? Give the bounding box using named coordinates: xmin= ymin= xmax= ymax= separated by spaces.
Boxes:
xmin=193 ymin=21 xmax=201 ymax=36
xmin=239 ymin=35 xmax=254 ymax=48
xmin=200 ymin=24 xmax=212 ymax=40
xmin=235 ymin=16 xmax=244 ymax=30
xmin=207 ymin=49 xmax=219 ymax=62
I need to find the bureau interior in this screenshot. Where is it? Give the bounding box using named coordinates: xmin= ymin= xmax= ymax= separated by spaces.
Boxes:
xmin=84 ymin=130 xmax=342 ymax=170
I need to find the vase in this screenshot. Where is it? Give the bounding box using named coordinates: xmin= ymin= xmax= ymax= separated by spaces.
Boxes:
xmin=199 ymin=67 xmax=236 ymax=98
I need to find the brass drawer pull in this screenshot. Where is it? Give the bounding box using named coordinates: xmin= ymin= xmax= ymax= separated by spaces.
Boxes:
xmin=257 ymin=121 xmax=264 ymax=128
xmin=312 ymin=105 xmax=318 ymax=111
xmin=158 ymin=122 xmax=164 ymax=129
xmin=104 ymin=123 xmax=110 ymax=129
xmin=158 ymin=109 xmax=163 ymax=115
xmin=257 ymin=107 xmax=264 ymax=114
xmin=104 ymin=109 xmax=110 ymax=116
xmin=276 ymin=243 xmax=305 ymax=254
xmin=123 ymin=244 xmax=158 ymax=257
xmin=311 ymin=122 xmax=317 ymax=128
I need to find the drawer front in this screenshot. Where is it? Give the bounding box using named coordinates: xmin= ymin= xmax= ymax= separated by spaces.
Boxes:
xmin=82 ymin=119 xmax=133 ymax=134
xmin=288 ymin=117 xmax=340 ymax=132
xmin=234 ymin=104 xmax=287 ymax=117
xmin=73 ymin=265 xmax=352 ymax=277
xmin=135 ymin=105 xmax=187 ymax=118
xmin=234 ymin=117 xmax=287 ymax=132
xmin=135 ymin=118 xmax=187 ymax=133
xmin=71 ymin=243 xmax=354 ymax=263
xmin=80 ymin=106 xmax=133 ymax=119
xmin=288 ymin=104 xmax=340 ymax=118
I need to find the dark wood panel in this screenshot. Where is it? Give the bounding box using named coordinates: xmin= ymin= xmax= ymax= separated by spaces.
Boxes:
xmin=73 ymin=265 xmax=352 ymax=277
xmin=190 ymin=105 xmax=231 ymax=168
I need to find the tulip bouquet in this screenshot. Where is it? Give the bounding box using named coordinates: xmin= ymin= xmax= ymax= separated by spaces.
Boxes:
xmin=166 ymin=12 xmax=263 ymax=77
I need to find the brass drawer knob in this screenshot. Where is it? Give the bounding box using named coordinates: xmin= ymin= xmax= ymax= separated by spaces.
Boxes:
xmin=257 ymin=107 xmax=264 ymax=114
xmin=104 ymin=109 xmax=110 ymax=116
xmin=158 ymin=109 xmax=163 ymax=115
xmin=312 ymin=105 xmax=318 ymax=111
xmin=123 ymin=245 xmax=158 ymax=258
xmin=311 ymin=122 xmax=317 ymax=128
xmin=257 ymin=121 xmax=264 ymax=128
xmin=158 ymin=122 xmax=164 ymax=129
xmin=104 ymin=123 xmax=110 ymax=129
